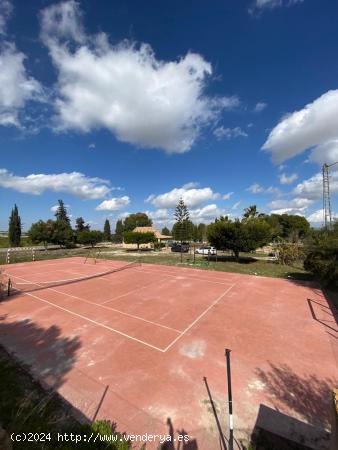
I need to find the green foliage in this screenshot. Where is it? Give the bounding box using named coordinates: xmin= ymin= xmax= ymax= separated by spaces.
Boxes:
xmin=161 ymin=226 xmax=171 ymax=236
xmin=75 ymin=217 xmax=89 ymax=233
xmin=266 ymin=214 xmax=310 ymax=242
xmin=123 ymin=213 xmax=152 ymax=232
xmin=207 ymin=218 xmax=271 ymax=260
xmin=173 ymin=199 xmax=192 ymax=242
xmin=52 ymin=221 xmax=74 ymax=248
xmin=54 ymin=200 xmax=71 ymax=225
xmin=304 ymin=230 xmax=338 ymax=288
xmin=275 ymin=241 xmax=304 ymax=265
xmin=8 ymin=204 xmax=21 ymax=247
xmin=28 ymin=220 xmax=54 ymax=248
xmin=103 ymin=219 xmax=111 ymax=241
xmin=243 ymin=205 xmax=265 ymax=221
xmin=52 ymin=200 xmax=74 ymax=247
xmin=77 ymin=230 xmax=103 ymax=247
xmin=172 ymin=220 xmax=193 ymax=242
xmin=113 ymin=219 xmax=124 ymax=243
xmin=123 ymin=231 xmax=156 ymax=250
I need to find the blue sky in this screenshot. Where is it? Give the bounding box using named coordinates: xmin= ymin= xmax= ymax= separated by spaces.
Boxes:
xmin=1 ymin=0 xmax=338 ymax=231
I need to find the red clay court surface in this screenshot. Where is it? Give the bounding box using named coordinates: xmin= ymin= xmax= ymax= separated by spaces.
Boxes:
xmin=0 ymin=256 xmax=337 ymax=449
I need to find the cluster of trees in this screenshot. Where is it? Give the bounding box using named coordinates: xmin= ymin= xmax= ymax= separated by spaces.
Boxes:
xmin=27 ymin=200 xmax=113 ymax=248
xmin=207 ymin=215 xmax=271 ymax=260
xmin=112 ymin=212 xmax=153 ymax=243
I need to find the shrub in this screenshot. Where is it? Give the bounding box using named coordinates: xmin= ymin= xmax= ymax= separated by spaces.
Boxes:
xmin=304 ymin=234 xmax=338 ymax=288
xmin=275 ymin=242 xmax=304 ymax=265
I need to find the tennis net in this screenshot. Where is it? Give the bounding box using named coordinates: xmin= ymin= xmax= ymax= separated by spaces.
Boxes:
xmin=8 ymin=260 xmax=141 ymax=295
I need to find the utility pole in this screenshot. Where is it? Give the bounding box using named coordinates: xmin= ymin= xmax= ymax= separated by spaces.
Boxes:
xmin=323 ymin=162 xmax=338 ymax=230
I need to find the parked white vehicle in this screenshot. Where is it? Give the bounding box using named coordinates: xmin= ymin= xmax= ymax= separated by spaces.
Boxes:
xmin=195 ymin=246 xmax=216 ymax=255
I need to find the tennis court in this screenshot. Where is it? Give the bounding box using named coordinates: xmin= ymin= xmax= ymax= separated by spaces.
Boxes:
xmin=0 ymin=256 xmax=337 ymax=449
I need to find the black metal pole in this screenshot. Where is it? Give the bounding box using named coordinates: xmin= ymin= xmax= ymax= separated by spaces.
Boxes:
xmin=225 ymin=348 xmax=234 ymax=450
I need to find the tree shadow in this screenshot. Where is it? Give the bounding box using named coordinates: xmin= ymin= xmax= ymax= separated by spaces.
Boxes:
xmin=255 ymin=362 xmax=335 ymax=430
xmin=0 ymin=314 xmax=81 ymax=391
xmin=207 ymin=255 xmax=256 ymax=265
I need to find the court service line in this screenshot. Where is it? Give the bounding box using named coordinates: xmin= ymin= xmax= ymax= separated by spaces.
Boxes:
xmin=139 ymin=267 xmax=235 ymax=286
xmin=8 ymin=273 xmax=182 ymax=334
xmin=100 ymin=275 xmax=173 ymax=305
xmin=162 ymin=283 xmax=236 ymax=352
xmin=23 ymin=291 xmax=166 ymax=353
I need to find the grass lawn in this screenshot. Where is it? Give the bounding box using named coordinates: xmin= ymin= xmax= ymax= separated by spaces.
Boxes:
xmin=0 ymin=246 xmax=312 ymax=281
xmin=98 ymin=251 xmax=313 ymax=281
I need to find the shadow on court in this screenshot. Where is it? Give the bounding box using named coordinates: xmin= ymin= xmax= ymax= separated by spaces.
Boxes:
xmin=0 ymin=314 xmax=81 ymax=391
xmin=161 ymin=417 xmax=199 ymax=450
xmin=255 ymin=362 xmax=334 ymax=432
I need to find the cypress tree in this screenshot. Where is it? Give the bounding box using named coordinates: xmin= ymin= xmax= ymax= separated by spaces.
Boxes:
xmin=55 ymin=199 xmax=71 ymax=225
xmin=8 ymin=204 xmax=22 ymax=247
xmin=114 ymin=219 xmax=124 ymax=243
xmin=174 ymin=198 xmax=191 ymax=242
xmin=104 ymin=219 xmax=111 ymax=241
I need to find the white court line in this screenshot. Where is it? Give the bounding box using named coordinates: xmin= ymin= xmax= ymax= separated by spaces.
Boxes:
xmin=140 ymin=267 xmax=234 ymax=286
xmin=24 ymin=291 xmax=166 ymax=352
xmin=8 ymin=274 xmax=236 ymax=353
xmin=8 ymin=273 xmax=182 ymax=334
xmin=162 ymin=283 xmax=236 ymax=352
xmin=100 ymin=274 xmax=172 ymax=305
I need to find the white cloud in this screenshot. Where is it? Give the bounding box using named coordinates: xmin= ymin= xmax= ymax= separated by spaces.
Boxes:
xmin=247 ymin=183 xmax=264 ymax=194
xmin=307 ymin=209 xmax=323 ymax=223
xmin=254 ymin=102 xmax=267 ymax=112
xmin=96 ymin=196 xmax=130 ymax=211
xmin=293 ymin=170 xmax=338 ymax=201
xmin=0 ymin=43 xmax=44 ymax=128
xmin=269 ymin=197 xmax=313 ymax=215
xmin=232 ymin=201 xmax=241 ymax=210
xmin=223 ymin=192 xmax=234 ymax=200
xmin=309 ymin=140 xmax=338 ymax=166
xmin=40 ymin=1 xmax=238 ymax=154
xmin=247 ymin=183 xmax=281 ymax=195
xmin=0 ymin=168 xmax=112 ymax=199
xmin=249 ymin=0 xmax=304 ymax=13
xmin=0 ymin=0 xmax=12 ymax=35
xmin=213 ymin=126 xmax=247 ymax=140
xmin=146 ymin=184 xmax=220 ymax=208
xmin=262 ymin=90 xmax=338 ymax=163
xmin=189 ymin=204 xmax=228 ymax=223
xmin=146 ymin=209 xmax=170 ymax=221
xmin=307 ymin=209 xmax=337 ymax=223
xmin=279 ymin=172 xmax=298 ymax=185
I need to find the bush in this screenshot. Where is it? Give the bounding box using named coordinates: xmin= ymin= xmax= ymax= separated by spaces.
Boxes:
xmin=275 ymin=242 xmax=304 ymax=265
xmin=304 ymin=233 xmax=338 ymax=287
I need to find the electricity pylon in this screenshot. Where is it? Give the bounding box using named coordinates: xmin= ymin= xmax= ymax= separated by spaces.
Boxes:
xmin=323 ymin=162 xmax=338 ymax=230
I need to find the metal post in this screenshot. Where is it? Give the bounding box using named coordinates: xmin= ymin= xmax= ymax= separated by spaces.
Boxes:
xmin=193 ymin=244 xmax=196 ymax=264
xmin=225 ymin=348 xmax=234 ymax=450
